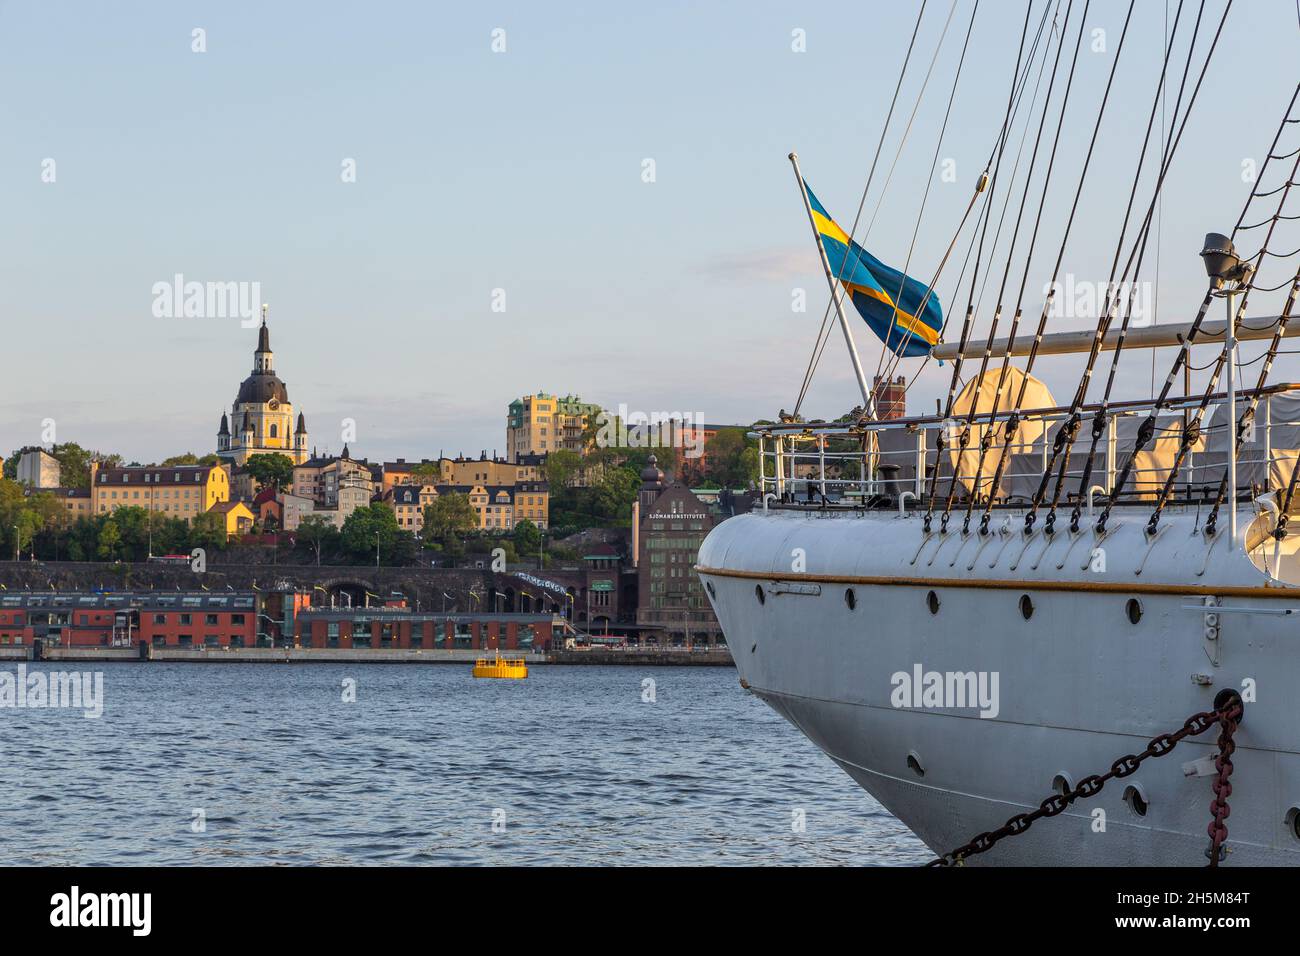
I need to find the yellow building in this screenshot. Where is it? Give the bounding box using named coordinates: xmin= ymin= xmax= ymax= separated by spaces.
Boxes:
xmin=90 ymin=461 xmax=230 ymax=524
xmin=209 ymin=500 xmax=256 ymax=537
xmin=385 ymin=484 xmax=437 ymax=531
xmin=506 ymin=393 xmax=602 ymax=461
xmin=53 ymin=488 xmax=92 ymax=522
xmin=216 ymin=311 xmax=309 ymax=467
xmin=436 ymin=481 xmax=549 ymax=531
xmin=383 ymin=455 xmax=544 ymax=491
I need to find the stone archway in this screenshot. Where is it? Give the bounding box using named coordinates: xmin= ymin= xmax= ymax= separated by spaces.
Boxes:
xmin=320 ymin=580 xmax=369 ymax=609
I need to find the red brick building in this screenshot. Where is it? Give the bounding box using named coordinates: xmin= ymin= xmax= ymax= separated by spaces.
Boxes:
xmin=0 ymin=591 xmax=258 ymax=647
xmin=873 ymin=375 xmax=907 ymax=421
xmin=295 ymin=609 xmax=556 ymax=651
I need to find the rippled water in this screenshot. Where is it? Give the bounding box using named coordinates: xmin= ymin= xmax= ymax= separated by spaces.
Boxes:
xmin=0 ymin=662 xmax=927 ymax=865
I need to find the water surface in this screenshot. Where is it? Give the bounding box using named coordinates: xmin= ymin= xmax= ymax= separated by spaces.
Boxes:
xmin=0 ymin=662 xmax=928 ymax=865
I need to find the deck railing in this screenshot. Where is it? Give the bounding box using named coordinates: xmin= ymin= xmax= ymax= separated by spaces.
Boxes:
xmin=752 ymin=384 xmax=1300 ymax=513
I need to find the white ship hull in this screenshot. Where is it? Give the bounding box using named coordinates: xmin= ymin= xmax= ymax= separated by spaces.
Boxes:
xmin=698 ymin=506 xmax=1300 ymax=865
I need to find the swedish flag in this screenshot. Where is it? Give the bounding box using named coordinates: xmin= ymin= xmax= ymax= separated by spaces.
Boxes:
xmin=805 ymin=181 xmax=942 ymax=357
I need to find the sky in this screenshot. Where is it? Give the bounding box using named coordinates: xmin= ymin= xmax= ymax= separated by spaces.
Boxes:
xmin=1 ymin=0 xmax=1297 ymax=464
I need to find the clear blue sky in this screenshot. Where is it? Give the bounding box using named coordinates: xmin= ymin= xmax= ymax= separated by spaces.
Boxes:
xmin=1 ymin=0 xmax=1297 ymax=463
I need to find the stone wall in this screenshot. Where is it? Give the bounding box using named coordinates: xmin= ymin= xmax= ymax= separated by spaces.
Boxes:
xmin=0 ymin=560 xmax=589 ymax=615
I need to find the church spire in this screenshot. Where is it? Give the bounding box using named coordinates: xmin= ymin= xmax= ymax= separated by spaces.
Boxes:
xmin=254 ymin=303 xmax=273 ymax=372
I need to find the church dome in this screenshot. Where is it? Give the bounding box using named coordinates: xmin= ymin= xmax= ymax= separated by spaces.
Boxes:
xmin=235 ymin=372 xmax=289 ymax=405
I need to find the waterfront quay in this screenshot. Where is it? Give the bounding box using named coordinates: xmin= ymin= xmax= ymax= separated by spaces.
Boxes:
xmin=0 ymin=645 xmax=733 ymax=666
xmin=0 ymin=588 xmax=733 ymax=665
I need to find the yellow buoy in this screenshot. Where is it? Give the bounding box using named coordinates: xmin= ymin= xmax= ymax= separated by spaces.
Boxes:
xmin=472 ymin=653 xmax=528 ymax=679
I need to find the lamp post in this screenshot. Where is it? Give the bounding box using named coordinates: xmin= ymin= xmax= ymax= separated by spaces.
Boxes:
xmin=1200 ymin=232 xmax=1255 ymax=544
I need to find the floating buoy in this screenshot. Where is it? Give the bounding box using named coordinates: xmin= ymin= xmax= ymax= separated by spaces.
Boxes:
xmin=472 ymin=653 xmax=528 ymax=679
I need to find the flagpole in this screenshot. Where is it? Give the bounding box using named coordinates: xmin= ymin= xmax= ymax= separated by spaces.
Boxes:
xmin=789 ymin=151 xmax=875 ymax=417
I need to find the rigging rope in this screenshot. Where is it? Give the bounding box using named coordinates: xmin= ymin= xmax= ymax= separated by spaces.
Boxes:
xmin=1030 ymin=0 xmax=1202 ymax=535
xmin=793 ymin=0 xmax=932 ymax=418
xmin=1206 ymin=271 xmax=1300 ymax=538
xmin=1143 ymin=119 xmax=1297 ymax=536
xmin=956 ymin=0 xmax=1105 ymax=534
xmin=872 ymin=0 xmax=982 ymax=391
xmin=890 ymin=1 xmax=1060 ymax=414
xmin=1102 ymin=76 xmax=1300 ymax=538
xmin=974 ymin=0 xmax=1138 ymax=536
xmin=923 ymin=0 xmax=1055 ymax=531
xmin=932 ymin=0 xmax=1068 ymax=533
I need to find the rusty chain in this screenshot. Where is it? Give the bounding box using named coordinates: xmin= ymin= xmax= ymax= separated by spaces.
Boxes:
xmin=1206 ymin=706 xmax=1240 ymax=866
xmin=927 ymin=699 xmax=1244 ymax=867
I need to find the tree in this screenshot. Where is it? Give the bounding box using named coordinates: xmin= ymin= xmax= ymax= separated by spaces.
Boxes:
xmin=58 ymin=444 xmax=122 ymax=489
xmin=422 ymin=492 xmax=477 ymax=549
xmin=97 ymin=520 xmax=121 ymax=560
xmin=158 ymin=452 xmax=221 ymax=467
xmin=111 ymin=505 xmax=153 ymax=560
xmin=544 ymin=449 xmax=583 ymax=491
xmin=190 ymin=511 xmax=227 ymax=553
xmin=591 ymin=467 xmax=640 ymax=523
xmin=296 ymin=515 xmax=337 ymax=565
xmin=340 ymin=503 xmax=408 ymax=565
xmin=244 ymin=453 xmax=295 ymax=490
xmin=704 ymin=428 xmax=759 ymax=488
xmin=512 ymin=518 xmax=541 ymax=555
xmin=411 ymin=462 xmax=442 ymax=485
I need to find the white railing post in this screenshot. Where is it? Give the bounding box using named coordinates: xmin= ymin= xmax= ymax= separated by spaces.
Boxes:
xmin=1106 ymin=413 xmax=1117 ymax=492
xmin=915 ymin=428 xmax=925 ymax=499
xmin=775 ymin=435 xmax=786 ymax=498
xmin=818 ymin=435 xmax=827 ymax=500
xmin=1264 ymin=393 xmax=1272 ymax=481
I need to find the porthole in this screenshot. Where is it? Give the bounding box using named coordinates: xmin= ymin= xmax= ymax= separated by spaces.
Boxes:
xmin=1287 ymin=807 xmax=1300 ymax=842
xmin=1124 ymin=785 xmax=1148 ymax=817
xmin=906 ymin=751 xmax=925 ymax=778
xmin=755 ymin=584 xmax=765 ymax=605
xmin=1126 ymin=598 xmax=1142 ymax=625
xmin=926 ymin=590 xmax=940 ymax=615
xmin=1019 ymin=594 xmax=1034 ymax=620
xmin=845 ymin=588 xmax=857 ymax=610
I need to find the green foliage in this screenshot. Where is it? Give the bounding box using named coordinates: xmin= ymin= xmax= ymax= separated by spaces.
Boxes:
xmin=3 ymin=443 xmax=122 ymax=490
xmin=705 ymin=428 xmax=760 ymax=488
xmin=421 ymin=492 xmax=477 ymax=548
xmin=340 ymin=502 xmax=414 ymax=565
xmin=512 ymin=518 xmax=541 ymax=555
xmin=244 ymin=452 xmax=295 ymax=490
xmin=543 ymin=449 xmax=583 ymax=490
xmin=96 ymin=520 xmax=121 ymax=560
xmin=190 ymin=512 xmax=227 ymax=553
xmin=158 ymin=452 xmax=223 ymax=467
xmin=294 ymin=515 xmax=339 ymax=565
xmin=58 ymin=444 xmax=122 ymax=489
xmin=0 ymin=494 xmax=231 ymax=563
xmin=548 ymin=462 xmax=642 ymax=529
xmin=410 ymin=462 xmax=441 ymax=484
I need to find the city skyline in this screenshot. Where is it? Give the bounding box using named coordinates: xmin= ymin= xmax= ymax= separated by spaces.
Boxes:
xmin=3 ymin=1 xmax=1298 ymax=463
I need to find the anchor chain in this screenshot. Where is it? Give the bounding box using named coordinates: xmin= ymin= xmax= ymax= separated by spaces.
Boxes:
xmin=927 ymin=699 xmax=1243 ymax=867
xmin=1206 ymin=706 xmax=1239 ymax=866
